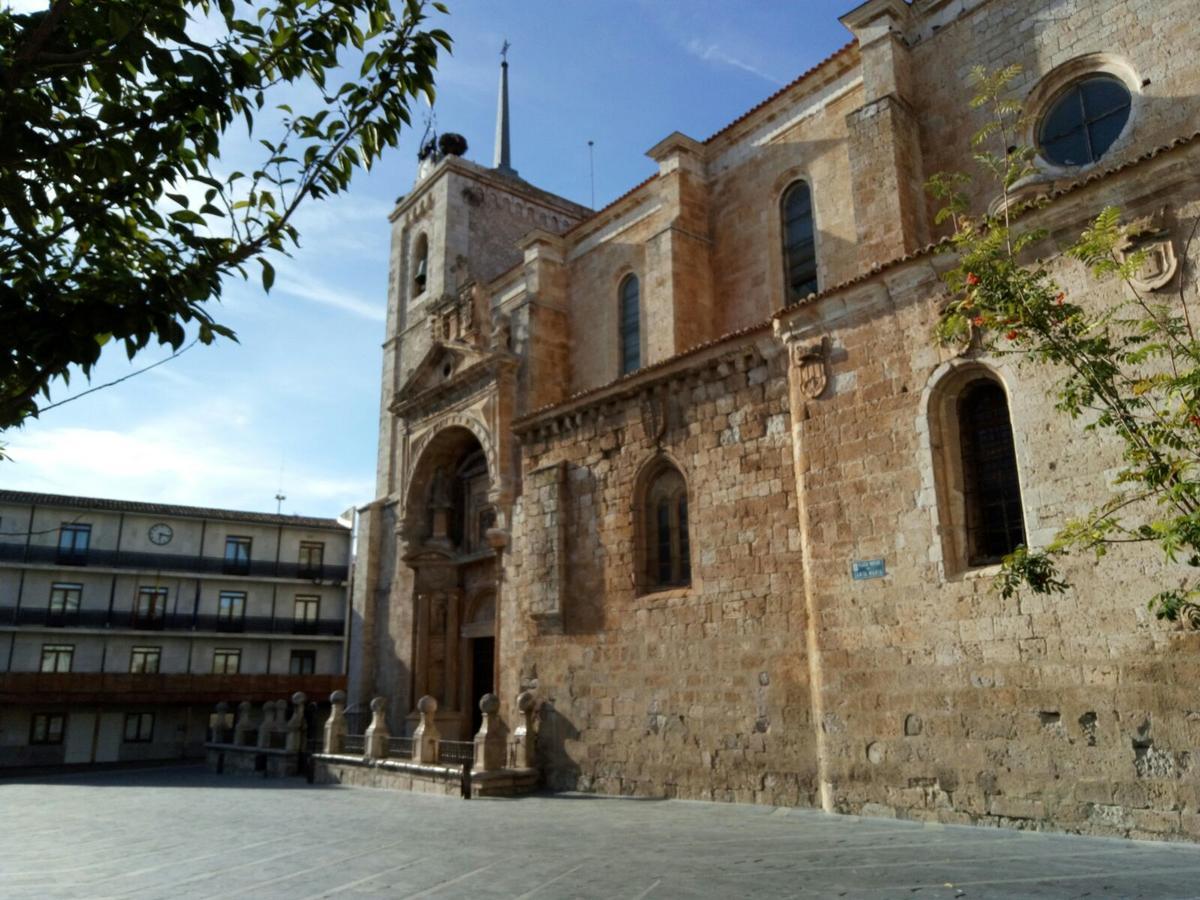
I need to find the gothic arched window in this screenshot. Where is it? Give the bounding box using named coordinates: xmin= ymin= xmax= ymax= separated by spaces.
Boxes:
xmin=642 ymin=463 xmax=690 ymax=590
xmin=412 ymin=233 xmax=429 ymax=299
xmin=781 ymin=181 xmax=817 ymax=304
xmin=958 ymin=379 xmax=1026 ymax=564
xmin=619 ymin=274 xmax=641 ymax=375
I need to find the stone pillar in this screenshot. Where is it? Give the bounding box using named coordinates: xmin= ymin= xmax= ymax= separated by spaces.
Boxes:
xmin=284 ymin=692 xmax=307 ymax=752
xmin=412 ymin=695 xmax=441 ymax=764
xmin=839 ymin=0 xmax=928 ymax=267
xmin=233 ymin=701 xmax=255 ymax=746
xmin=257 ymin=700 xmax=279 ymax=749
xmin=473 ymin=693 xmax=506 ymax=772
xmin=509 ymin=690 xmax=536 ymax=769
xmin=324 ymin=690 xmax=347 ymax=754
xmin=364 ymin=696 xmax=390 ymax=761
xmin=213 ymin=702 xmax=229 ymax=743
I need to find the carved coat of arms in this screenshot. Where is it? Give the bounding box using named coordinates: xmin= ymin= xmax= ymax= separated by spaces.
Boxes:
xmin=790 ymin=337 xmax=830 ymax=400
xmin=1117 ymin=211 xmax=1178 ymax=293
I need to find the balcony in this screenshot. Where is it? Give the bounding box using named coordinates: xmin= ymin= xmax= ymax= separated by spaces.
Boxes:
xmin=0 ymin=672 xmax=346 ymax=705
xmin=0 ymin=606 xmax=345 ymax=637
xmin=0 ymin=542 xmax=349 ymax=583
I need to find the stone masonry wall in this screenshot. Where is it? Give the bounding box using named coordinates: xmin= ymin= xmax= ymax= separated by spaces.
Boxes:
xmin=504 ymin=343 xmax=820 ymax=804
xmin=786 ymin=160 xmax=1200 ymax=841
xmin=911 ymin=0 xmax=1200 ymax=231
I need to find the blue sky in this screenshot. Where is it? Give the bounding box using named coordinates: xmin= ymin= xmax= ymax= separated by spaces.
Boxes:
xmin=1 ymin=0 xmax=854 ymax=518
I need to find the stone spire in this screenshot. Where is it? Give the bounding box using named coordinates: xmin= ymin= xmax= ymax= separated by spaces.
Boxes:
xmin=493 ymin=40 xmax=517 ymax=177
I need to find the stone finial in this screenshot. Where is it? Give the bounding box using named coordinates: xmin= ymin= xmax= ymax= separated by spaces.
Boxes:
xmin=413 ymin=694 xmax=441 ymax=764
xmin=474 ymin=692 xmax=506 ymax=772
xmin=213 ymin=701 xmax=230 ymax=743
xmin=233 ymin=701 xmax=255 ymax=746
xmin=510 ymin=690 xmax=536 ymax=769
xmin=364 ymin=696 xmax=390 ymax=760
xmin=284 ymin=693 xmax=307 ymax=752
xmin=324 ymin=691 xmax=348 ymax=754
xmin=257 ymin=699 xmax=280 ymax=749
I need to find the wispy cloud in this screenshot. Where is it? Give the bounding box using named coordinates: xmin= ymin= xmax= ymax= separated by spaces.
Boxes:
xmin=275 ymin=269 xmax=385 ymax=322
xmin=2 ymin=416 xmax=371 ymax=518
xmin=684 ymin=38 xmax=786 ymax=86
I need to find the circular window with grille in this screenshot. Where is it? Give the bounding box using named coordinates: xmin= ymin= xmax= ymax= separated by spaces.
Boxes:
xmin=1036 ymin=75 xmax=1132 ymax=168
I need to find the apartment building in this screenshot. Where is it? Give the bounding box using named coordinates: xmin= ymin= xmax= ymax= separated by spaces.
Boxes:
xmin=0 ymin=490 xmax=350 ymax=767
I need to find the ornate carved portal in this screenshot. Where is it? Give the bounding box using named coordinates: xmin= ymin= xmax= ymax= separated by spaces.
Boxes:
xmin=403 ymin=426 xmax=500 ymax=740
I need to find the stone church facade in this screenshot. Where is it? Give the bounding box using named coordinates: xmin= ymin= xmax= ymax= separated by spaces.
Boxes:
xmin=349 ymin=0 xmax=1200 ymax=840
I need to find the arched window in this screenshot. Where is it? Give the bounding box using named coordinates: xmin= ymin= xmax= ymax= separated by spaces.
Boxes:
xmin=958 ymin=380 xmax=1025 ymax=564
xmin=619 ymin=274 xmax=640 ymax=375
xmin=412 ymin=233 xmax=429 ymax=299
xmin=1037 ymin=76 xmax=1131 ymax=167
xmin=929 ymin=369 xmax=1027 ymax=572
xmin=642 ymin=463 xmax=690 ymax=590
xmin=781 ymin=181 xmax=817 ymax=304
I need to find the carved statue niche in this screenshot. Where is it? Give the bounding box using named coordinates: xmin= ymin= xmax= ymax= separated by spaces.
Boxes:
xmin=429 ymin=465 xmax=452 ymax=508
xmin=491 ymin=312 xmax=512 ymax=352
xmin=428 ymin=466 xmax=454 ymax=544
xmin=1116 ymin=209 xmax=1178 ymax=293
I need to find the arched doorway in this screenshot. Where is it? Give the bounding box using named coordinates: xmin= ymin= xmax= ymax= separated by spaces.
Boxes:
xmin=402 ymin=425 xmax=499 ymax=739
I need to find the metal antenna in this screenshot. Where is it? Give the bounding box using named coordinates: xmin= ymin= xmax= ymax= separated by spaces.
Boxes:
xmin=587 ymin=140 xmax=595 ymax=209
xmin=275 ymin=455 xmax=286 ymax=514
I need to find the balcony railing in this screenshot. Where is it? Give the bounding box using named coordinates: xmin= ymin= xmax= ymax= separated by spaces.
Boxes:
xmin=0 ymin=606 xmax=344 ymax=636
xmin=0 ymin=672 xmax=346 ymax=705
xmin=0 ymin=542 xmax=348 ymax=583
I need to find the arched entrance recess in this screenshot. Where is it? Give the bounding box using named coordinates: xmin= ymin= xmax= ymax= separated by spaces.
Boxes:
xmin=403 ymin=426 xmax=499 ymax=739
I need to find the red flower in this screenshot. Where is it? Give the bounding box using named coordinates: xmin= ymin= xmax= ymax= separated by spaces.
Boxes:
xmin=1190 ymin=415 xmax=1200 ymax=428
xmin=972 ymin=316 xmax=984 ymax=327
xmin=1055 ymin=292 xmax=1066 ymax=304
xmin=965 ymin=272 xmax=981 ymax=287
xmin=1006 ymin=329 xmax=1019 ymax=341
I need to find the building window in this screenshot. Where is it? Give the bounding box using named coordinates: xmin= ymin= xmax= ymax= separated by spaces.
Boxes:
xmin=958 ymin=380 xmax=1026 ymax=565
xmin=130 ymin=646 xmax=162 ymax=674
xmin=123 ymin=712 xmax=155 ymax=743
xmin=39 ymin=643 xmax=74 ymax=673
xmin=298 ymin=541 xmax=324 ymax=578
xmin=134 ymin=586 xmax=168 ymax=629
xmin=212 ymin=648 xmax=241 ymax=674
xmin=223 ymin=536 xmax=252 ymax=574
xmin=640 ymin=462 xmax=691 ymax=591
xmin=781 ymin=181 xmax=818 ymax=303
xmin=47 ymin=583 xmax=82 ymax=625
xmin=57 ymin=523 xmax=91 ymax=565
xmin=1038 ymin=76 xmax=1131 ymax=167
xmin=929 ymin=368 xmax=1028 ymax=574
xmin=293 ymin=595 xmax=319 ymax=634
xmin=217 ymin=591 xmax=246 ymax=631
xmin=30 ymin=713 xmax=66 ymax=745
xmin=289 ymin=650 xmax=316 ymax=675
xmin=619 ymin=274 xmax=640 ymax=376
xmin=412 ymin=232 xmax=429 ymax=297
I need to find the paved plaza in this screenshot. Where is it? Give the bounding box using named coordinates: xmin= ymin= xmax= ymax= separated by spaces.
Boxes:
xmin=3 ymin=766 xmax=1200 ymax=899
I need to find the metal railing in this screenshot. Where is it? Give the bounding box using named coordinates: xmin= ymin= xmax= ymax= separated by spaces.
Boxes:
xmin=341 ymin=735 xmax=365 ymax=754
xmin=0 ymin=606 xmax=343 ymax=636
xmin=386 ymin=736 xmax=414 ymax=760
xmin=438 ymin=740 xmax=475 ymax=765
xmin=0 ymin=542 xmax=348 ymax=583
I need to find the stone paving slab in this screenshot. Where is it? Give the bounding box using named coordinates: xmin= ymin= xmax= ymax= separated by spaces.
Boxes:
xmin=2 ymin=766 xmax=1200 ymax=899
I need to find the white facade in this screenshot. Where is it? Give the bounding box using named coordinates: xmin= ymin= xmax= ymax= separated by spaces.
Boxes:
xmin=0 ymin=490 xmax=350 ymax=768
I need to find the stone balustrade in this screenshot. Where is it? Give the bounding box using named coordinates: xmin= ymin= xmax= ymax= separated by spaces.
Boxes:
xmin=311 ymin=691 xmax=539 ymax=797
xmin=205 ymin=692 xmax=309 ymax=777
